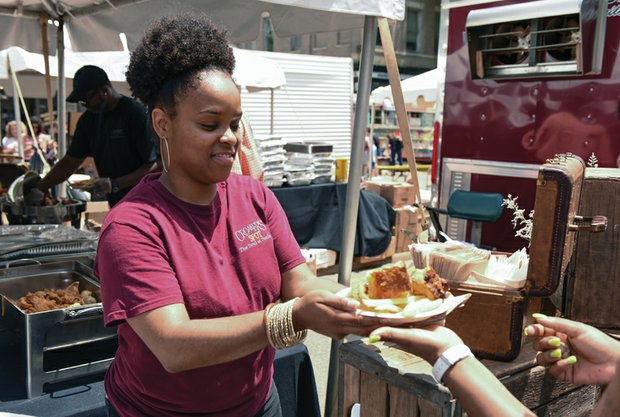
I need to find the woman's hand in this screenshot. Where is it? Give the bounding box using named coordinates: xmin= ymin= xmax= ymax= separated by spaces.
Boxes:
xmin=369 ymin=325 xmax=464 ymax=364
xmin=293 ymin=290 xmax=382 ymax=339
xmin=524 ymin=314 xmax=620 ymax=385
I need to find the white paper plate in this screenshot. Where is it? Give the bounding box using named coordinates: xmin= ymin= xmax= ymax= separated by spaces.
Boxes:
xmin=336 ymin=288 xmax=471 ymax=325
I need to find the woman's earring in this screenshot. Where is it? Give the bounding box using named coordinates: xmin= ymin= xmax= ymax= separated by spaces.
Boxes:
xmin=160 ymin=136 xmax=171 ymax=173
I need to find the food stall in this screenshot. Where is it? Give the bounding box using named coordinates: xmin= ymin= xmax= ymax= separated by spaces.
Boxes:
xmin=0 ymin=1 xmax=405 ymax=416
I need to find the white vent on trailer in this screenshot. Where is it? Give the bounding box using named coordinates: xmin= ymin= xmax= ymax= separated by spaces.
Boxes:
xmin=466 ymin=0 xmax=607 ymax=79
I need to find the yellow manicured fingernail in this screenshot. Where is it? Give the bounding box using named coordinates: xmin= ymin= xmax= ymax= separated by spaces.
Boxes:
xmin=368 ymin=335 xmax=381 ymax=343
xmin=523 ymin=327 xmax=529 ymax=336
xmin=566 ymin=355 xmax=577 ymax=365
xmin=549 ymin=337 xmax=561 ymax=347
xmin=550 ymin=348 xmax=562 ymax=359
xmin=532 ymin=313 xmax=547 ymax=319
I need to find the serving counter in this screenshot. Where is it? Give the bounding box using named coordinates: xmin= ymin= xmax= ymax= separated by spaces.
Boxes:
xmin=0 ymin=344 xmax=320 ymax=417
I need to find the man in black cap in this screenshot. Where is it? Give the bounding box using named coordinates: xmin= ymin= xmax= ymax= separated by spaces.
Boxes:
xmin=27 ymin=65 xmax=158 ymax=207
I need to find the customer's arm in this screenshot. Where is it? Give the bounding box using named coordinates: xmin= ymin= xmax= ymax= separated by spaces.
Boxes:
xmin=370 ymin=326 xmax=535 ymax=417
xmin=591 ymin=361 xmax=620 ymax=417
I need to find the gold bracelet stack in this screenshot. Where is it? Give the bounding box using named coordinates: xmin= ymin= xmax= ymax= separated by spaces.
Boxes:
xmin=265 ymin=297 xmax=307 ymax=349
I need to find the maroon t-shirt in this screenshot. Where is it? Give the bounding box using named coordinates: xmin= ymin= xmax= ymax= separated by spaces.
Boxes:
xmin=95 ymin=173 xmax=304 ymax=416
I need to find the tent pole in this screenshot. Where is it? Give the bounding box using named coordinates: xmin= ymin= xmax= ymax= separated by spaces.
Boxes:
xmin=39 ymin=12 xmax=55 ymax=128
xmin=270 ymin=88 xmax=275 ymax=135
xmin=324 ymin=15 xmax=377 ymax=417
xmin=57 ymin=17 xmax=66 ymax=198
xmin=8 ymin=59 xmax=24 ymax=159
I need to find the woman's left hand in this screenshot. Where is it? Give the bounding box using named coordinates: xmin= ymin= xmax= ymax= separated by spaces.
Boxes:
xmin=293 ymin=290 xmax=382 ymax=339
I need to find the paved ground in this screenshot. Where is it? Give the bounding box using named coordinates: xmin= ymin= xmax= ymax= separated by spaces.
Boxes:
xmin=305 ymin=329 xmax=333 ymax=417
xmin=304 ymin=270 xmax=338 ymax=417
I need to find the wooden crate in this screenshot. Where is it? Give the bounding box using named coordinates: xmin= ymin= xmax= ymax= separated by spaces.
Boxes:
xmin=567 ymin=168 xmax=620 ymax=328
xmin=338 ymin=340 xmax=598 ymax=417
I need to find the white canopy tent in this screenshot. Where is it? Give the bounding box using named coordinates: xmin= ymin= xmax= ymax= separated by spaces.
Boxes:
xmin=0 ymin=46 xmax=286 ymax=95
xmin=370 ymin=67 xmax=439 ymax=105
xmin=0 ymin=1 xmax=405 ymax=414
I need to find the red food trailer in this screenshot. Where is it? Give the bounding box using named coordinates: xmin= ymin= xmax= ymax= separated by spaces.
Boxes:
xmin=432 ymin=0 xmax=619 ymax=252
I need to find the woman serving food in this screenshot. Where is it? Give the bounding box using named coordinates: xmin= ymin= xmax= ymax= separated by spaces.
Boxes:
xmin=96 ymin=13 xmax=380 ymax=417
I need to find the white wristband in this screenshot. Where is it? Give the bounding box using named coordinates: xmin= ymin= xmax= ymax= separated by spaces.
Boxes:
xmin=432 ymin=344 xmax=473 ymax=383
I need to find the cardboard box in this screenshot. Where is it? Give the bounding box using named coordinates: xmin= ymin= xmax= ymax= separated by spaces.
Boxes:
xmin=300 ymin=249 xmax=318 ymax=276
xmin=85 ymin=201 xmax=110 ymax=225
xmin=393 ymin=205 xmax=428 ymax=252
xmin=365 ymin=181 xmax=415 ymax=208
xmin=303 ymin=248 xmax=337 ymax=270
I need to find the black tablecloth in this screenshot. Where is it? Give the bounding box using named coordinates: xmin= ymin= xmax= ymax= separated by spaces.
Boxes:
xmin=271 ymin=183 xmax=395 ymax=257
xmin=0 ymin=344 xmax=320 ymax=417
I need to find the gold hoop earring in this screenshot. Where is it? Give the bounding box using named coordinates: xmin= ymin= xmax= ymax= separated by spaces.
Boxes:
xmin=160 ymin=136 xmax=171 ymax=173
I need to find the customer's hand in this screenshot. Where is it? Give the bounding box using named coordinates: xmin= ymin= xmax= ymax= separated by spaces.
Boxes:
xmin=368 ymin=325 xmax=464 ymax=364
xmin=524 ymin=314 xmax=620 ymax=385
xmin=84 ymin=177 xmax=112 ymax=195
xmin=293 ymin=290 xmax=382 ymax=339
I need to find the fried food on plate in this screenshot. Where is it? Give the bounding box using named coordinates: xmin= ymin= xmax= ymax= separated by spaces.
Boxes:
xmin=367 ymin=264 xmax=411 ymax=299
xmin=348 ymin=261 xmax=450 ymax=316
xmin=410 ymin=266 xmax=449 ymax=300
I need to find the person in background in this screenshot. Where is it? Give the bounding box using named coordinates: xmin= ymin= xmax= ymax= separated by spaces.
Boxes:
xmin=231 ymin=113 xmax=264 ymax=181
xmin=373 ymin=130 xmax=380 ymax=156
xmin=31 ymin=117 xmax=56 ymax=165
xmin=97 ymin=13 xmax=380 ymax=417
xmin=26 ymin=65 xmax=158 ymax=207
xmin=389 ymin=130 xmax=403 ymax=166
xmin=369 ymin=314 xmax=620 ymax=417
xmin=1 ymin=120 xmax=25 ymax=162
xmin=22 ymin=130 xmax=35 ymax=162
xmin=383 ymin=97 xmax=396 ymax=125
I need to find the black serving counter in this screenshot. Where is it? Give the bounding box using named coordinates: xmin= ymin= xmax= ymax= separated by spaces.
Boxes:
xmin=0 ymin=344 xmax=320 ymax=417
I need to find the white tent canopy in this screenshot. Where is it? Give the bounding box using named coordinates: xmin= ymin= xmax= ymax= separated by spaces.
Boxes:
xmin=370 ymin=68 xmax=439 ymax=106
xmin=0 ymin=46 xmax=286 ymax=92
xmin=0 ymin=0 xmax=403 ymax=52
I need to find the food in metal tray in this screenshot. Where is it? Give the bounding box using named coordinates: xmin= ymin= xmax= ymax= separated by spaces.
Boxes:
xmin=14 ymin=281 xmax=99 ymax=313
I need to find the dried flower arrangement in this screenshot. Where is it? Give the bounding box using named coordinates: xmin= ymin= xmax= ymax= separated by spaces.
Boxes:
xmin=502 ymin=194 xmax=533 ymax=244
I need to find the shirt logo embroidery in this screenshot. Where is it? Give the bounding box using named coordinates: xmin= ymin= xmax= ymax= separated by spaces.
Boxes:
xmin=235 ymin=220 xmax=272 ymax=252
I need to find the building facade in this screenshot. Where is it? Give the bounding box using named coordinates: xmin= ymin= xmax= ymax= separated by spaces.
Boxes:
xmin=234 ymin=0 xmax=441 ymax=91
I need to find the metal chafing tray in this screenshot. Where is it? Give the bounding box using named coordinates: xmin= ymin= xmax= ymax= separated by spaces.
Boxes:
xmin=0 ymin=260 xmax=116 ymax=398
xmin=0 ymin=225 xmax=97 ymax=266
xmin=1 ymin=199 xmax=86 ymax=227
